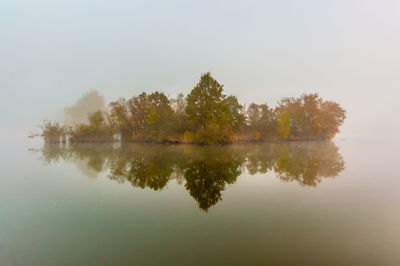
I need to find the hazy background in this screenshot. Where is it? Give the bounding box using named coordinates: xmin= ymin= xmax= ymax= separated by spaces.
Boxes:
xmin=1 ymin=0 xmax=399 ymax=141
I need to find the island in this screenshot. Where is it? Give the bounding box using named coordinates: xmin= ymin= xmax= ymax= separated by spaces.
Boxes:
xmin=34 ymin=73 xmax=346 ymax=144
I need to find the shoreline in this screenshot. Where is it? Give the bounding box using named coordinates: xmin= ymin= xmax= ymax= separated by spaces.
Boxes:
xmin=43 ymin=138 xmax=330 ymax=146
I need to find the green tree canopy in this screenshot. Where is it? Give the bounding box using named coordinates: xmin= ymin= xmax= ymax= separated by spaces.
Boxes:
xmin=185 ymin=72 xmax=227 ymax=130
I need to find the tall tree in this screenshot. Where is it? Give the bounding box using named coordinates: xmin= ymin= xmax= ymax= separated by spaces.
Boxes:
xmin=319 ymin=100 xmax=346 ymax=139
xmin=247 ymin=103 xmax=261 ymax=127
xmin=185 ymin=72 xmax=226 ymax=130
xmin=109 ymin=98 xmax=132 ymax=139
xmin=146 ymin=91 xmax=174 ymax=141
xmin=278 ymin=111 xmax=291 ymax=139
xmin=300 ymin=93 xmax=322 ymax=138
xmin=226 ymin=95 xmax=245 ymax=130
xmin=127 ymin=92 xmax=149 ymax=135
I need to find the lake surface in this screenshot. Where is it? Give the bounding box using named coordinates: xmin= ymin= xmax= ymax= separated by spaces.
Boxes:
xmin=1 ymin=138 xmax=399 ymax=265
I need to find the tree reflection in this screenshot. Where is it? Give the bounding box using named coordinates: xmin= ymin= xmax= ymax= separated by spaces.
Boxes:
xmin=273 ymin=142 xmax=344 ymax=186
xmin=107 ymin=146 xmax=182 ymax=190
xmin=183 ymin=147 xmax=244 ymax=211
xmin=244 ymin=142 xmax=344 ymax=187
xmin=36 ymin=141 xmax=344 ymax=210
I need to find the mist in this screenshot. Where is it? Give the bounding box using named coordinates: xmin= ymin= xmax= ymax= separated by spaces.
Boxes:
xmin=2 ymin=2 xmax=400 ymax=264
xmin=64 ymin=90 xmax=105 ymax=125
xmin=1 ymin=0 xmax=399 ymax=142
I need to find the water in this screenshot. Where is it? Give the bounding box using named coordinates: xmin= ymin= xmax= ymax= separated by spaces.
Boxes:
xmin=1 ymin=138 xmax=399 ymax=265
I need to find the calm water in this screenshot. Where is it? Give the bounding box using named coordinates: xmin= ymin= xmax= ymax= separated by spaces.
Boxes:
xmin=1 ymin=138 xmax=400 ymax=265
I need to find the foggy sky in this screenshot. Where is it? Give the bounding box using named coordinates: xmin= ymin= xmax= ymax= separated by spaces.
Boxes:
xmin=1 ymin=0 xmax=399 ymax=140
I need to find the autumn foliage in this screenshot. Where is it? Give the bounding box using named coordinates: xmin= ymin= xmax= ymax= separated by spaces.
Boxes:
xmin=37 ymin=73 xmax=346 ymax=144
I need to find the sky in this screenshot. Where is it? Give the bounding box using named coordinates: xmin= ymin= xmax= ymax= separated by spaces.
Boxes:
xmin=1 ymin=0 xmax=399 ymax=140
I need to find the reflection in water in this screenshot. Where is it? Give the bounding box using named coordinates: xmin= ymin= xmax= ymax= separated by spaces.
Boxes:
xmin=184 ymin=149 xmax=243 ymax=211
xmin=34 ymin=142 xmax=344 ymax=211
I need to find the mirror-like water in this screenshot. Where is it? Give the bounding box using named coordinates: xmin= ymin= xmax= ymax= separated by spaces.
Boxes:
xmin=34 ymin=142 xmax=344 ymax=211
xmin=1 ymin=140 xmax=399 ymax=265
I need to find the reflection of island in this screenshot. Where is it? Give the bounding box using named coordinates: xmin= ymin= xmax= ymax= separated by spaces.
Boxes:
xmin=245 ymin=142 xmax=344 ymax=187
xmin=35 ymin=142 xmax=344 ymax=211
xmin=183 ymin=148 xmax=244 ymax=211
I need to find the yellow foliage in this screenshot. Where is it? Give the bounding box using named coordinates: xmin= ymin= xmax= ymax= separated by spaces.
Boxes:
xmin=183 ymin=131 xmax=194 ymax=142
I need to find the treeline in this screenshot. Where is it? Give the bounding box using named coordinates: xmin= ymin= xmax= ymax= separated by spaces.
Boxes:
xmin=38 ymin=72 xmax=346 ymax=144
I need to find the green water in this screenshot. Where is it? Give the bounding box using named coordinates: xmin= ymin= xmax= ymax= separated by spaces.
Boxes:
xmin=1 ymin=139 xmax=399 ymax=265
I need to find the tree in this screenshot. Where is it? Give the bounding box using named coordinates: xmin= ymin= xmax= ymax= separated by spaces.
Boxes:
xmin=275 ymin=94 xmax=321 ymax=139
xmin=88 ymin=110 xmax=106 ymax=130
xmin=127 ymin=92 xmax=149 ymax=136
xmin=70 ymin=111 xmax=113 ymax=142
xmin=319 ymin=100 xmax=346 ymax=139
xmin=226 ymin=95 xmax=245 ymax=130
xmin=185 ymin=72 xmax=226 ymax=130
xmin=247 ymin=103 xmax=261 ymax=127
xmin=185 ymin=73 xmax=241 ymax=143
xmin=300 ymin=93 xmax=322 ymax=138
xmin=278 ymin=111 xmax=291 ymax=139
xmin=246 ymin=103 xmax=278 ymax=140
xmin=39 ymin=120 xmax=68 ymax=143
xmin=64 ymin=90 xmax=105 ymax=125
xmin=275 ymin=97 xmax=301 ymax=138
xmin=146 ymin=92 xmax=174 ymax=141
xmin=258 ymin=104 xmax=278 ymax=138
xmin=109 ymin=98 xmax=132 ymax=139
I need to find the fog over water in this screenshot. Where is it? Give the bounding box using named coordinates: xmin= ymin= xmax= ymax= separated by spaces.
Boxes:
xmin=1 ymin=0 xmax=400 ymax=141
xmin=2 ymin=2 xmax=400 ymax=264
